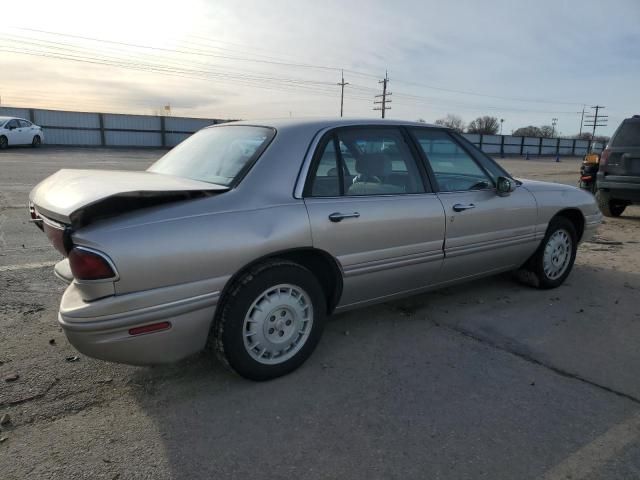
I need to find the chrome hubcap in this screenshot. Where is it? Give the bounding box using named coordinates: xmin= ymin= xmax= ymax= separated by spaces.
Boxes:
xmin=543 ymin=229 xmax=572 ymax=280
xmin=243 ymin=284 xmax=313 ymax=365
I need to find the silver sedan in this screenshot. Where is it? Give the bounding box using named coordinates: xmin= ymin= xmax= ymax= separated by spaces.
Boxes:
xmin=29 ymin=119 xmax=601 ymax=380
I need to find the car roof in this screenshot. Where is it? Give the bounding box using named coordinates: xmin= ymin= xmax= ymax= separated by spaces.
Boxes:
xmin=0 ymin=116 xmax=28 ymax=122
xmin=207 ymin=117 xmax=439 ymax=131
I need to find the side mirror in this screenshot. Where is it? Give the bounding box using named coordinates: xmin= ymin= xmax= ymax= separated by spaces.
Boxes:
xmin=496 ymin=176 xmax=515 ymax=197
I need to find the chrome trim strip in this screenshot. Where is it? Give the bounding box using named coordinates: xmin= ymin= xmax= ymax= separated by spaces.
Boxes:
xmin=445 ymin=234 xmax=537 ymax=258
xmin=343 ymin=251 xmax=443 ymax=277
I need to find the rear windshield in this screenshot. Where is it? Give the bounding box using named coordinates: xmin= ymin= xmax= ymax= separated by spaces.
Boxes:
xmin=611 ymin=121 xmax=640 ymax=147
xmin=148 ymin=125 xmax=275 ymax=186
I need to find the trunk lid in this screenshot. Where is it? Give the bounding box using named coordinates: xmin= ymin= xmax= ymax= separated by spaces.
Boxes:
xmin=29 ymin=169 xmax=228 ymax=226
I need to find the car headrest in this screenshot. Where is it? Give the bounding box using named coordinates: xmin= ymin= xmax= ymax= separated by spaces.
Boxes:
xmin=355 ymin=153 xmax=391 ymax=178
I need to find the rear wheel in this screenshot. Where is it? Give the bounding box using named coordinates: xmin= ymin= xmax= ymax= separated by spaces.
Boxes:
xmin=596 ymin=190 xmax=626 ymax=217
xmin=519 ymin=217 xmax=577 ymax=289
xmin=211 ymin=259 xmax=326 ymax=381
xmin=0 ymin=136 xmax=7 ymax=150
xmin=32 ymin=135 xmax=41 ymax=148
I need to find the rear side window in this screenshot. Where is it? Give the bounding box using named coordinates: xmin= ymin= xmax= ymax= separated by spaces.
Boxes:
xmin=306 ymin=127 xmax=426 ymax=197
xmin=19 ymin=120 xmax=32 ymax=128
xmin=611 ymin=121 xmax=640 ymax=147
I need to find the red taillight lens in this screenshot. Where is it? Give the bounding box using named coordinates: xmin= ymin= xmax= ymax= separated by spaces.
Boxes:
xmin=599 ymin=148 xmax=611 ymax=170
xmin=68 ymin=248 xmax=116 ymax=280
xmin=43 ymin=223 xmax=69 ymax=255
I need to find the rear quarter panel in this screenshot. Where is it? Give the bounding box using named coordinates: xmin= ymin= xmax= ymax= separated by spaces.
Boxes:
xmin=72 ymin=197 xmax=313 ymax=296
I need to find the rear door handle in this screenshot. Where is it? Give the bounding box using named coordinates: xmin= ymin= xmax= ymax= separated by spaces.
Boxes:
xmin=329 ymin=212 xmax=360 ymax=222
xmin=452 ymin=203 xmax=475 ymax=212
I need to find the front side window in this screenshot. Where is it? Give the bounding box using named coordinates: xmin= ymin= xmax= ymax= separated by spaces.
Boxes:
xmin=411 ymin=129 xmax=492 ymax=192
xmin=148 ymin=126 xmax=275 ymax=187
xmin=307 ymin=127 xmax=425 ymax=197
xmin=6 ymin=119 xmax=19 ymax=129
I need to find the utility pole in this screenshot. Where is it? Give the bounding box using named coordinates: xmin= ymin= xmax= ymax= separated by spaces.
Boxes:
xmin=373 ymin=71 xmax=391 ymax=119
xmin=583 ymin=105 xmax=608 ymax=148
xmin=337 ymin=70 xmax=349 ymax=117
xmin=551 ymin=118 xmax=558 ymax=137
xmin=579 ymin=105 xmax=585 ymax=136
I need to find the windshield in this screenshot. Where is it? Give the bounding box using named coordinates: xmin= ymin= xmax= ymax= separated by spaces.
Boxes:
xmin=0 ymin=119 xmax=7 ymax=127
xmin=148 ymin=125 xmax=275 ymax=186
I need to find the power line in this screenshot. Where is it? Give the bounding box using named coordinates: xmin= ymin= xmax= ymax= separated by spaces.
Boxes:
xmin=10 ymin=27 xmax=589 ymax=107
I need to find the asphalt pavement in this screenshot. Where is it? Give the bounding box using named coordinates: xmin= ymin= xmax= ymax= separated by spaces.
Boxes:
xmin=1 ymin=147 xmax=639 ymax=480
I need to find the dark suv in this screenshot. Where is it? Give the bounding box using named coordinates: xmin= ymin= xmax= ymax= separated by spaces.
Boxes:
xmin=596 ymin=115 xmax=640 ymax=217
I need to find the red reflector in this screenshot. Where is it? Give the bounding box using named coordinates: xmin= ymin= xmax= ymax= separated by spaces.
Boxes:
xmin=68 ymin=248 xmax=116 ymax=280
xmin=128 ymin=322 xmax=171 ymax=336
xmin=580 ymin=175 xmax=592 ymax=181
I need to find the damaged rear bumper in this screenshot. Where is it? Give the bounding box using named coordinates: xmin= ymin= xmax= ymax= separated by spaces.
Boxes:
xmin=58 ymin=279 xmax=220 ymax=365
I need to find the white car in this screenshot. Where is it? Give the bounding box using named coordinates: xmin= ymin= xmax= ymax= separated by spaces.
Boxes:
xmin=0 ymin=116 xmax=45 ymax=149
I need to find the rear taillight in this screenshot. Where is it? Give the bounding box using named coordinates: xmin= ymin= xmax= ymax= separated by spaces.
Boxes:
xmin=42 ymin=221 xmax=71 ymax=255
xmin=68 ymin=248 xmax=117 ymax=281
xmin=599 ymin=148 xmax=611 ymax=171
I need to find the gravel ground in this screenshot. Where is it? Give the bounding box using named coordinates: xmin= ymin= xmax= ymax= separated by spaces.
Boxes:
xmin=1 ymin=147 xmax=639 ymax=480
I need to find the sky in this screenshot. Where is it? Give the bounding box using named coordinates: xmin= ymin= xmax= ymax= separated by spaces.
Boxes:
xmin=1 ymin=0 xmax=639 ymax=136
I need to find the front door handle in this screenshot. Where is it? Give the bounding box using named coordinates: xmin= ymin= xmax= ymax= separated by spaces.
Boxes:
xmin=452 ymin=203 xmax=475 ymax=212
xmin=329 ymin=212 xmax=360 ymax=222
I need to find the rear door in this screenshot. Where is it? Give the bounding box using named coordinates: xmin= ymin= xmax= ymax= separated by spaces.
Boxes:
xmin=409 ymin=128 xmax=538 ymax=283
xmin=18 ymin=120 xmax=34 ymax=144
xmin=303 ymin=126 xmax=446 ymax=308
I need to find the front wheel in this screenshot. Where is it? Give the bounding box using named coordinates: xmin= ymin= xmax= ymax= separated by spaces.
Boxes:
xmin=0 ymin=136 xmax=7 ymax=150
xmin=520 ymin=217 xmax=577 ymax=289
xmin=211 ymin=260 xmax=326 ymax=380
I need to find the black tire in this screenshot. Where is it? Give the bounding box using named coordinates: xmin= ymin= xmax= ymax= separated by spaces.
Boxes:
xmin=596 ymin=190 xmax=626 ymax=217
xmin=0 ymin=136 xmax=7 ymax=150
xmin=211 ymin=259 xmax=326 ymax=381
xmin=32 ymin=135 xmax=41 ymax=148
xmin=521 ymin=217 xmax=577 ymax=289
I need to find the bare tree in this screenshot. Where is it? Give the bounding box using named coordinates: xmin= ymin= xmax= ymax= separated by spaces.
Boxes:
xmin=434 ymin=114 xmax=465 ymax=133
xmin=513 ymin=126 xmax=542 ymax=137
xmin=467 ymin=116 xmax=499 ymax=135
xmin=539 ymin=125 xmax=554 ymax=138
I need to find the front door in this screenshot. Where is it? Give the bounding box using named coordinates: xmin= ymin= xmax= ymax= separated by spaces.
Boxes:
xmin=303 ymin=126 xmax=446 ymax=308
xmin=409 ymin=128 xmax=538 ymax=283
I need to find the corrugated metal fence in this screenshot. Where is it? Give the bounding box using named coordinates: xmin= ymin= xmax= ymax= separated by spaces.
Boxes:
xmin=461 ymin=133 xmax=594 ymax=157
xmin=0 ymin=106 xmax=230 ymax=148
xmin=1 ymin=106 xmax=594 ymax=155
